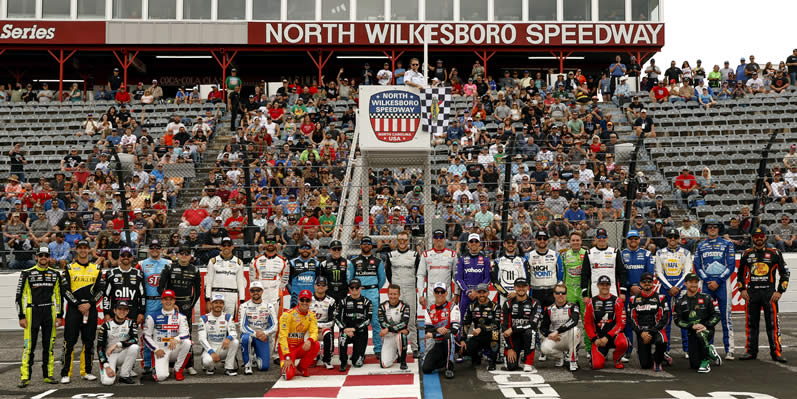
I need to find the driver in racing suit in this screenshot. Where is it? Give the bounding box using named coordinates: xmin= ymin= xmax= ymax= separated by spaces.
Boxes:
xmin=501 ymin=278 xmax=542 ymax=372
xmin=621 ymin=230 xmax=655 ymax=361
xmin=136 ymin=239 xmax=171 ymax=374
xmin=581 ymin=227 xmax=628 ymax=306
xmin=561 ymin=232 xmax=590 ymax=356
xmin=385 ymin=230 xmax=421 ymax=358
xmin=239 ymin=281 xmax=279 ymax=374
xmin=455 ymin=233 xmax=491 ymax=320
xmin=249 ymin=234 xmax=289 ymax=364
xmin=492 ymin=235 xmax=529 ymax=309
xmin=288 ymin=242 xmax=320 ymax=307
xmin=309 ymin=276 xmax=337 ymax=369
xmin=205 ymin=237 xmax=246 ymax=318
xmin=158 ymin=246 xmax=201 ymax=373
xmin=655 ymin=228 xmax=692 ymax=357
xmin=693 ymin=218 xmax=736 ymax=360
xmin=318 ymin=240 xmax=350 ymax=302
xmin=348 ymin=236 xmax=387 ymax=357
xmin=143 ymin=290 xmax=192 ymax=382
xmin=526 ymin=231 xmax=563 ymax=308
xmin=378 ymin=285 xmax=411 ymax=369
xmin=417 ymin=230 xmax=457 ymax=309
xmin=198 ymin=294 xmax=239 ymax=375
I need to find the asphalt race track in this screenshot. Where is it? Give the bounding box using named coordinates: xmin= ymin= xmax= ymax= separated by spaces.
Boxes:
xmin=1 ymin=314 xmax=794 ymax=399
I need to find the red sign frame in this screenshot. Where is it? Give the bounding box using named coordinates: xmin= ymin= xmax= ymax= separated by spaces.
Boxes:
xmin=0 ymin=20 xmax=106 ymax=44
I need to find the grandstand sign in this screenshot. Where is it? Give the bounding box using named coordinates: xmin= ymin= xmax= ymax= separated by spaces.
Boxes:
xmin=0 ymin=20 xmax=106 ymax=44
xmin=359 ymin=86 xmax=429 ymax=159
xmin=249 ymin=22 xmax=664 ymax=47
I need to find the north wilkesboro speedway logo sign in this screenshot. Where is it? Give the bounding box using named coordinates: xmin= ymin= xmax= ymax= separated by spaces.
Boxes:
xmin=368 ymin=90 xmax=421 ymax=143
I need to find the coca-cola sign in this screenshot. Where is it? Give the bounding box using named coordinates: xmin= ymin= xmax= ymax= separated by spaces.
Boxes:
xmin=0 ymin=21 xmax=105 ymax=44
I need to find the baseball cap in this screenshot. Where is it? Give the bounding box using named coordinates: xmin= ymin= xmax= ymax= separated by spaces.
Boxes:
xmin=178 ymin=246 xmax=191 ymax=255
xmin=348 ymin=278 xmax=362 ymax=288
xmin=513 ymin=277 xmax=529 ymax=286
xmin=120 ymin=247 xmax=133 ymax=255
xmin=685 ymin=273 xmax=700 ymax=282
xmin=115 ymin=301 xmax=130 ymax=309
xmin=249 ymin=281 xmax=264 ymax=291
xmin=299 ymin=241 xmax=312 ymax=249
xmin=432 ymin=282 xmax=448 ymax=292
xmin=37 ymin=247 xmax=50 ymax=255
xmin=329 ymin=240 xmax=342 ymax=249
xmin=263 ymin=234 xmax=278 ymax=243
xmin=76 ymin=240 xmax=90 ymax=248
xmin=655 ymin=219 xmax=663 ymax=224
xmin=535 ymin=231 xmax=549 ymax=240
xmin=595 ymin=228 xmax=608 ymax=238
xmin=221 ymin=237 xmax=233 ymax=245
xmin=316 ymin=276 xmax=329 ymax=285
xmin=597 ymin=275 xmax=612 ymax=285
xmin=640 ymin=272 xmax=655 ymax=282
xmin=467 ymin=233 xmax=481 ymax=242
xmin=626 ymin=230 xmax=640 ymax=238
xmin=360 ymin=236 xmax=373 ymax=245
xmin=210 ymin=294 xmax=226 ymax=303
xmin=704 ymin=217 xmax=720 ymax=227
xmin=475 ymin=283 xmax=490 ymax=292
xmin=752 ymin=227 xmax=767 ymax=237
xmin=149 ymin=239 xmax=161 ymax=248
xmin=665 ymin=229 xmax=679 ymax=238
xmin=504 ymin=234 xmax=517 ymax=242
xmin=432 ymin=229 xmax=445 ymax=238
xmin=161 ymin=290 xmax=176 ymax=299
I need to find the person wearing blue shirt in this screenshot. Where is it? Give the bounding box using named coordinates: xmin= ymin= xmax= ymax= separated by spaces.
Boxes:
xmin=394 ymin=62 xmax=406 ymax=85
xmin=622 ymin=230 xmax=655 ymax=359
xmin=288 ymin=243 xmax=320 ymax=307
xmin=563 ymin=200 xmax=586 ymax=224
xmin=693 ymin=218 xmax=736 ymax=360
xmin=347 ymin=237 xmax=387 ymax=356
xmin=447 ymin=158 xmax=467 ymax=179
xmin=48 ymin=232 xmax=72 ymax=268
xmin=736 ymin=58 xmax=748 ymax=83
xmin=446 ymin=121 xmax=464 ymax=143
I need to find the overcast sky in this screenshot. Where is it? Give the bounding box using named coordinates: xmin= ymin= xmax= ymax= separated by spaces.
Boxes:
xmin=649 ymin=0 xmax=797 ymax=69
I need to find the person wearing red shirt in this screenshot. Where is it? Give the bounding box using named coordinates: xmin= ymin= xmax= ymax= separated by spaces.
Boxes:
xmin=115 ymin=86 xmax=131 ymax=104
xmin=298 ymin=208 xmax=320 ymax=231
xmin=268 ymin=105 xmax=284 ymax=122
xmin=207 ymin=85 xmax=223 ymax=103
xmin=224 ymin=208 xmax=246 ymax=240
xmin=180 ymin=199 xmax=208 ymax=227
xmin=674 ymin=168 xmax=698 ymax=209
xmin=650 ymin=81 xmax=669 ymax=103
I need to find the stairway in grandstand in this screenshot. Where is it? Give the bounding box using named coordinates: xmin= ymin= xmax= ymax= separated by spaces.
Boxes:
xmin=636 ymin=89 xmax=797 ymax=225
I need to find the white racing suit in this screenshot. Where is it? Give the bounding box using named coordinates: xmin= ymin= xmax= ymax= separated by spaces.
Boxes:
xmin=97 ymin=318 xmax=139 ymax=386
xmin=417 ymin=248 xmax=457 ymax=305
xmin=198 ymin=312 xmax=239 ymax=371
xmin=386 ymin=248 xmax=420 ymax=352
xmin=249 ymin=253 xmax=289 ymax=359
xmin=539 ymin=302 xmax=582 ymax=363
xmin=310 ymin=294 xmax=337 ymax=364
xmin=143 ymin=308 xmax=192 ymax=382
xmin=239 ymin=300 xmax=278 ymax=371
xmin=205 ymin=255 xmax=247 ymax=317
xmin=378 ymin=300 xmax=412 ymax=368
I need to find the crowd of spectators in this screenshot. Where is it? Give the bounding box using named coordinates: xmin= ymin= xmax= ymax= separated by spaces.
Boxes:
xmin=3 ymin=50 xmax=797 ymax=269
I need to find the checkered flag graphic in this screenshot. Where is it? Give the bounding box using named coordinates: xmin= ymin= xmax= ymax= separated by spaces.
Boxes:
xmin=421 ymin=87 xmax=452 ymax=138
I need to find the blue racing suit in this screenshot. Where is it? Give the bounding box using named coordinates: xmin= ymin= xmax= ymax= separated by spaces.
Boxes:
xmin=136 ymin=257 xmax=171 ymax=369
xmin=455 ymin=252 xmax=492 ymax=320
xmin=655 ymin=246 xmax=692 ymax=352
xmin=287 ymin=256 xmax=319 ymax=308
xmin=348 ymin=254 xmax=387 ymax=353
xmin=621 ymin=247 xmax=655 ymax=354
xmin=693 ymin=237 xmax=736 ymax=354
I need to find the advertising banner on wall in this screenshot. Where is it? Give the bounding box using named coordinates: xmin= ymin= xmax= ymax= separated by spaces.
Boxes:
xmin=0 ymin=20 xmax=106 ymax=44
xmin=358 ymin=85 xmax=430 ymax=159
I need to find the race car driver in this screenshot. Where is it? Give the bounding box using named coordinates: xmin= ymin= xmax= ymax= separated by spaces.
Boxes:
xmin=461 ymin=283 xmax=500 ymax=371
xmin=584 ymin=275 xmax=628 ymax=370
xmin=655 ymin=228 xmax=693 ymax=357
xmin=621 ymin=230 xmax=655 ymax=361
xmin=417 ymin=230 xmax=457 ymax=307
xmin=143 ymin=290 xmax=192 ymax=382
xmin=288 ymin=242 xmax=320 ymax=307
xmin=422 ymin=282 xmax=460 ymax=379
xmin=492 ymin=235 xmax=529 ymax=309
xmin=97 ymin=301 xmax=139 ymax=385
xmin=137 ymin=239 xmax=172 ymax=374
xmin=158 ymin=246 xmax=202 ymax=373
xmin=102 ymin=247 xmax=145 ymax=325
xmin=673 ymin=273 xmax=722 ymax=372
xmin=309 ymin=276 xmax=337 ymax=369
xmin=198 ymin=294 xmax=239 ymax=375
xmin=278 ymin=289 xmax=320 ymax=381
xmin=205 ymin=237 xmax=246 ymax=317
xmin=318 ymin=240 xmax=350 ymax=302
xmin=738 ymin=228 xmax=790 ymax=363
xmin=501 ymin=277 xmax=542 ymax=372
xmin=348 ymin=236 xmax=387 ymax=358
xmin=378 ymin=285 xmax=411 ymax=369
xmin=540 ymin=282 xmax=581 ymax=372
xmin=16 ymin=247 xmax=61 ymax=388
xmin=581 ymin=228 xmax=628 ymax=300
xmin=456 ymin=233 xmax=491 ymax=320
xmin=694 ymin=218 xmax=737 ymax=360
xmin=526 ymin=230 xmax=563 ymax=308
xmin=239 ymin=281 xmax=278 ymax=374
xmin=385 ymin=230 xmax=421 ymax=358
xmin=60 ymin=239 xmax=104 ymax=383
xmin=560 ymin=232 xmax=591 ymax=355
xmin=336 ymin=278 xmax=372 ymax=371
xmin=249 ymin=234 xmax=289 ymax=364
xmin=628 ymin=272 xmax=670 ymax=371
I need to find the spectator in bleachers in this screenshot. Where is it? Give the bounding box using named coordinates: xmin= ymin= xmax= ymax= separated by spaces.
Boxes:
xmin=67 ymin=83 xmax=82 ymax=102
xmin=37 ymin=83 xmax=54 ymax=103
xmin=678 ymin=217 xmax=700 ymax=252
xmin=22 ymin=84 xmax=37 ymax=102
xmin=724 ymin=217 xmax=749 ymax=252
xmin=770 ymin=214 xmax=797 ymax=252
xmin=768 ymin=172 xmax=795 ymax=204
xmin=650 ymin=81 xmax=669 ymax=104
xmin=745 ymin=55 xmax=760 ymax=79
xmin=664 ymin=60 xmax=682 ymax=84
xmin=698 ymin=88 xmax=717 ymax=109
xmin=673 ymin=168 xmax=699 ymax=209
xmin=745 ymin=72 xmax=767 ymax=94
xmin=770 ymin=70 xmax=790 ymax=93
xmin=633 ymin=109 xmax=655 ymax=138
xmin=717 ymin=82 xmax=732 ymax=100
xmin=736 ymin=57 xmax=748 ymax=83
xmin=611 ymin=78 xmax=630 ymax=107
xmin=0 ymin=84 xmax=7 ymax=102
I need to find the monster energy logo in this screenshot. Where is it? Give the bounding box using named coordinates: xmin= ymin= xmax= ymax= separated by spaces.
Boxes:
xmin=332 ymin=269 xmax=342 ymax=281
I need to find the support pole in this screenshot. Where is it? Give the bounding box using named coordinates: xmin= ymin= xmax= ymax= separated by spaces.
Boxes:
xmin=211 ymin=49 xmax=238 ymax=100
xmin=621 ymin=132 xmax=645 ymax=247
xmin=112 ymin=49 xmax=139 ymax=91
xmin=47 ymin=49 xmax=77 ymax=102
xmin=79 ymin=73 xmax=91 ymax=102
xmin=0 ymin=49 xmax=5 ymax=57
xmin=383 ymin=50 xmax=406 ymax=84
xmin=9 ymin=69 xmax=25 ymax=84
xmin=500 ymin=135 xmax=515 ymax=241
xmin=306 ymin=49 xmax=334 ymax=87
xmin=110 ymin=147 xmax=132 ymax=248
xmin=473 ymin=50 xmax=496 ymax=78
xmin=550 ymin=51 xmax=573 ymax=74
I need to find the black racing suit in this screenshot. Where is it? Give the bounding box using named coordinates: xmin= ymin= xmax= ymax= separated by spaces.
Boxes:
xmin=737 ymin=246 xmax=790 ymax=358
xmin=158 ymin=261 xmax=202 ymax=368
xmin=628 ymin=291 xmax=670 ymax=369
xmin=462 ymin=300 xmax=501 ymax=366
xmin=319 ymin=256 xmax=350 ymax=302
xmin=102 ymin=266 xmax=146 ymax=322
xmin=335 ymin=295 xmax=372 ymax=366
xmin=15 ymin=264 xmax=62 ymax=382
xmin=60 ymin=261 xmax=104 ymax=378
xmin=673 ymin=292 xmax=720 ymax=369
xmin=501 ymin=296 xmax=542 ymax=371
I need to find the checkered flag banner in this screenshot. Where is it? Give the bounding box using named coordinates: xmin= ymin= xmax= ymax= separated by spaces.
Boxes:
xmin=421 ymin=87 xmax=452 ymax=138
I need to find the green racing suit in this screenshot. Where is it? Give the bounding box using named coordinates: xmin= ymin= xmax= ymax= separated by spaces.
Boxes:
xmin=561 ymin=248 xmax=591 ymax=352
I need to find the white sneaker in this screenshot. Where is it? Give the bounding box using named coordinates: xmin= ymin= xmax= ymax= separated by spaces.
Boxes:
xmin=60 ymin=376 xmax=70 ymax=384
xmin=523 ymin=364 xmax=537 ymax=373
xmin=684 ymin=353 xmax=690 ymax=359
xmin=620 ymin=356 xmax=630 ymax=363
xmin=187 ymin=367 xmax=198 ymax=375
xmin=82 ymin=374 xmax=97 ymax=381
xmin=130 ymin=371 xmax=137 ymax=377
xmin=205 ymin=368 xmax=215 ymax=375
xmin=244 ymin=366 xmax=253 ymax=375
xmin=569 ymin=361 xmax=579 ymax=371
xmin=555 ymin=358 xmax=565 ymax=367
xmin=725 ymin=352 xmax=735 ymax=360
xmin=538 ymin=354 xmax=547 ymax=361
xmin=324 ymin=361 xmax=334 ymax=370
